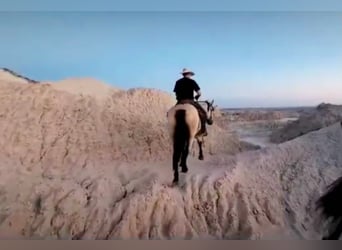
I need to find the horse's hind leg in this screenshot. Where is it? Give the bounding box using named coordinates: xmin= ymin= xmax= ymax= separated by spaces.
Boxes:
xmin=180 ymin=143 xmax=189 ymax=173
xmin=197 ymin=138 xmax=204 ymax=160
xmin=172 ymin=148 xmax=181 ymax=184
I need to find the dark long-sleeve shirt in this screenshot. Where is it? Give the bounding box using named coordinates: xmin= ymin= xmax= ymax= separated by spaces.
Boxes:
xmin=173 ymin=77 xmax=200 ymax=101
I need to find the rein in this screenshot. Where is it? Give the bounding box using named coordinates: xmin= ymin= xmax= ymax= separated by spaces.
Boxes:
xmin=196 ymin=100 xmax=211 ymax=112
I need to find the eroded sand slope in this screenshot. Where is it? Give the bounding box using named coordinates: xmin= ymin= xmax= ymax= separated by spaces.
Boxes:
xmin=0 ymin=75 xmax=341 ymax=239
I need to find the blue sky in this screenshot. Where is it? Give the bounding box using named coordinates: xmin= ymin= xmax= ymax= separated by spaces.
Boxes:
xmin=0 ymin=11 xmax=342 ymax=107
xmin=2 ymin=0 xmax=342 ymax=11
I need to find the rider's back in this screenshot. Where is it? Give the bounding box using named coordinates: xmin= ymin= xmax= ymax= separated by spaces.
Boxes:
xmin=173 ymin=77 xmax=200 ymax=101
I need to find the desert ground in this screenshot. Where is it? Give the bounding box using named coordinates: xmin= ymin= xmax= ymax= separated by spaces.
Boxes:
xmin=0 ymin=68 xmax=341 ymax=239
xmin=221 ymin=108 xmax=301 ymax=148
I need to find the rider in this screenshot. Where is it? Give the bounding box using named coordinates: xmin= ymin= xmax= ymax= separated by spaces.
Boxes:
xmin=173 ymin=68 xmax=208 ymax=136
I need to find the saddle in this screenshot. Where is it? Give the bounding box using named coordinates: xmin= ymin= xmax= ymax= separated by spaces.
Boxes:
xmin=176 ymin=99 xmax=195 ymax=105
xmin=176 ymin=99 xmax=205 ymax=114
xmin=176 ymin=99 xmax=202 ymax=116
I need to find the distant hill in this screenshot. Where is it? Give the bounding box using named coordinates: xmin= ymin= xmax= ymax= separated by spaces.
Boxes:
xmin=222 ymin=106 xmax=315 ymax=112
xmin=271 ymin=103 xmax=342 ymax=143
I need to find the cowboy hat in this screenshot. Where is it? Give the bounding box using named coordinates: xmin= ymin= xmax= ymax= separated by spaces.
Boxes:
xmin=180 ymin=68 xmax=195 ymax=75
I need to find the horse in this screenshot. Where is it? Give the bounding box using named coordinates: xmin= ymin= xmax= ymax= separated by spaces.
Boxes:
xmin=166 ymin=99 xmax=215 ymax=184
xmin=316 ymin=175 xmax=342 ymax=240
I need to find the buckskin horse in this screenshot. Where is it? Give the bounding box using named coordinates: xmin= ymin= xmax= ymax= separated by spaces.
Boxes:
xmin=166 ymin=100 xmax=215 ymax=184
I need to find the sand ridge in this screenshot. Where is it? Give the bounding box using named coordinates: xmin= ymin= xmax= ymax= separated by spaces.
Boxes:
xmin=49 ymin=77 xmax=122 ymax=102
xmin=0 ymin=68 xmax=39 ymax=84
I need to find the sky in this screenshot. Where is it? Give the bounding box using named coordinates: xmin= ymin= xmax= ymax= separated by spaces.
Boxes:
xmin=2 ymin=0 xmax=342 ymax=11
xmin=0 ymin=10 xmax=342 ymax=107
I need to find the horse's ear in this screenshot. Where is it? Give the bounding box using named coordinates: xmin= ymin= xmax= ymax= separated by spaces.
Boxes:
xmin=211 ymin=99 xmax=214 ymax=105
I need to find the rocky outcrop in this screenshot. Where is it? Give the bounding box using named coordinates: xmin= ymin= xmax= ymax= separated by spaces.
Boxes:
xmin=271 ymin=103 xmax=342 ymax=143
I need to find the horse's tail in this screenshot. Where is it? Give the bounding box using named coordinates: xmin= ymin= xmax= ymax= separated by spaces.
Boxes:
xmin=173 ymin=110 xmax=190 ymax=166
xmin=316 ymin=175 xmax=342 ymax=239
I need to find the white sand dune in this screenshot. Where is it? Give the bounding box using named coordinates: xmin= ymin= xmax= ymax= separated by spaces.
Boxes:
xmin=0 ymin=76 xmax=341 ymax=239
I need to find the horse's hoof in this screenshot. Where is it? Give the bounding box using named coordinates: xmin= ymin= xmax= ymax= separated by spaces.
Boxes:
xmin=199 ymin=156 xmax=204 ymax=160
xmin=172 ymin=180 xmax=178 ymax=186
xmin=181 ymin=167 xmax=188 ymax=173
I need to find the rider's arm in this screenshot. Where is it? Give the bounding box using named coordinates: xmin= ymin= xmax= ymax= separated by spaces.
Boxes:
xmin=193 ymin=80 xmax=201 ymax=100
xmin=173 ymin=81 xmax=180 ymax=100
xmin=173 ymin=81 xmax=179 ymax=93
